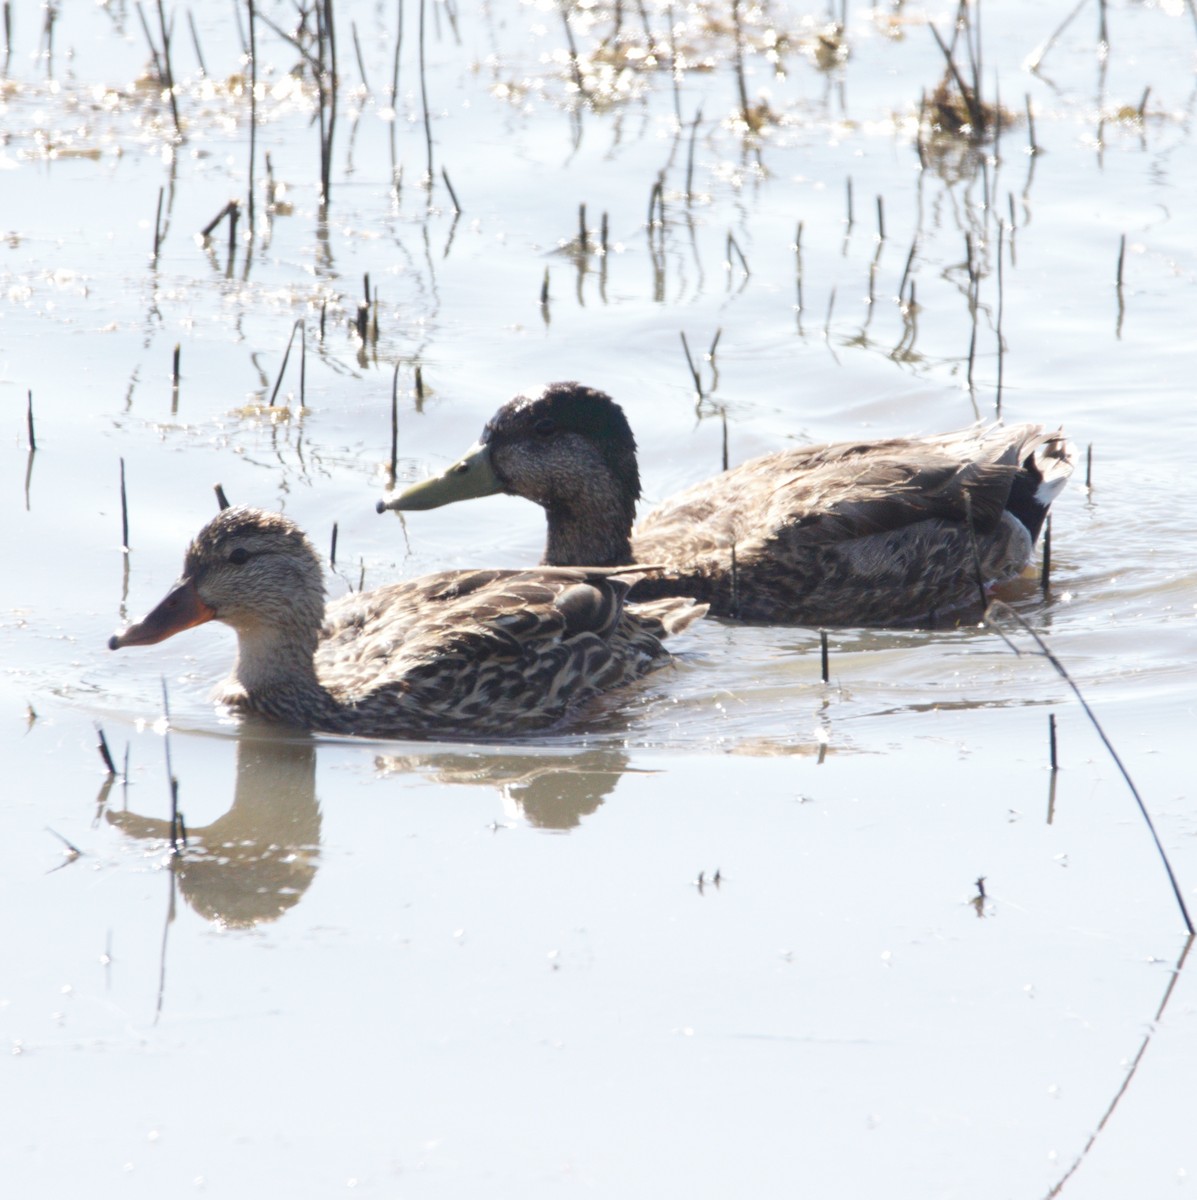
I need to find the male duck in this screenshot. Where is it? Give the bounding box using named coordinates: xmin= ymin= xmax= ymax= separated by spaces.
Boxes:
xmin=108 ymin=506 xmax=705 ymax=738
xmin=378 ymin=382 xmax=1074 ymax=627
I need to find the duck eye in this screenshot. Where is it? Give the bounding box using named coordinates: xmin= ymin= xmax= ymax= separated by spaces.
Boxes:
xmin=228 ymin=547 xmax=251 ymax=566
xmin=534 ymin=418 xmax=556 ymax=437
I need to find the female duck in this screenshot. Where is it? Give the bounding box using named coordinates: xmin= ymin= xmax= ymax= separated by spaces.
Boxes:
xmin=379 ymin=382 xmax=1074 ymax=626
xmin=108 ymin=506 xmax=704 ymax=739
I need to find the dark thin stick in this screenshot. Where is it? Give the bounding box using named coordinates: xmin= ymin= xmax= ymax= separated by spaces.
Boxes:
xmin=351 ymin=20 xmax=370 ymax=90
xmin=26 ymin=389 xmax=35 ymax=451
xmin=898 ymin=235 xmax=918 ymax=300
xmin=389 ymin=363 xmax=400 ymax=486
xmin=820 ymin=630 xmax=830 ymax=684
xmin=267 ymin=319 xmax=304 ymax=407
xmin=152 ymin=185 xmax=164 ymax=260
xmin=418 ymin=0 xmax=433 ymax=183
xmin=720 ymin=407 xmax=728 ymax=472
xmin=995 ymin=221 xmax=1006 ymax=416
xmin=214 ymin=483 xmax=230 ymax=510
xmin=247 ymin=0 xmax=257 ymax=235
xmin=1041 ymin=514 xmax=1052 ymax=593
xmin=415 ymin=365 xmax=425 ymax=405
xmin=1025 ymin=93 xmax=1039 ymax=155
xmin=845 ymin=175 xmax=854 ymax=226
xmin=685 ymin=107 xmax=702 ymax=200
xmin=441 ymin=166 xmax=461 ymax=213
xmin=679 ymin=331 xmax=702 ymax=394
xmin=1026 ymin=0 xmax=1089 ymax=72
xmin=1085 ymin=443 xmax=1093 ymax=490
xmin=540 ymin=268 xmax=550 ymax=306
xmin=600 ymin=212 xmax=609 ymax=254
xmin=119 ymin=458 xmax=130 ymax=552
xmin=227 ymin=199 xmax=239 ymax=264
xmin=153 ymin=0 xmax=182 ymax=136
xmin=875 ymin=194 xmax=885 ymax=241
xmin=1116 ymin=233 xmax=1126 ymax=289
xmin=558 ymin=0 xmax=585 ymax=96
xmin=171 ymin=343 xmax=180 ymax=383
xmin=578 ymin=203 xmax=588 ymax=255
xmin=330 ymin=522 xmax=339 ymax=568
xmin=200 ymin=200 xmax=235 ymax=238
xmin=1137 ymin=86 xmax=1150 ymax=121
xmin=187 ymin=9 xmax=207 ymax=75
xmin=987 ymin=602 xmax=1194 ymax=936
xmin=96 ymin=723 xmax=118 ymax=776
xmin=1048 ymin=712 xmax=1059 ymax=771
xmin=648 ymin=177 xmax=664 ymax=227
xmin=391 ymin=0 xmax=403 ymax=103
xmin=726 ymin=232 xmax=749 ymax=276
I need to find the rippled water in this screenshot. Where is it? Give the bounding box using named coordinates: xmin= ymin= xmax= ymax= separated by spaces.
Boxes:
xmin=3 ymin=2 xmax=1195 ymax=1195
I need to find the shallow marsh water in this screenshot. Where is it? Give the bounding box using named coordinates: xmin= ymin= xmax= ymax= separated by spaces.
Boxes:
xmin=2 ymin=1 xmax=1195 ymax=1196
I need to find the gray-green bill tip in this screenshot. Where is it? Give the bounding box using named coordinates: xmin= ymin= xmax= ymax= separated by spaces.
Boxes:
xmin=377 ymin=441 xmax=503 ymax=514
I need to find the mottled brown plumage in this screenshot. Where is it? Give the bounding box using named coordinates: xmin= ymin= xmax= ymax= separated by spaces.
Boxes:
xmin=379 ymin=383 xmax=1074 ymax=627
xmin=108 ymin=506 xmax=705 ymax=738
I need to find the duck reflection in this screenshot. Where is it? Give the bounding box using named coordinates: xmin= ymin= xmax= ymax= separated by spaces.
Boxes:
xmin=374 ymin=747 xmax=636 ymax=830
xmin=105 ymin=726 xmax=322 ymax=928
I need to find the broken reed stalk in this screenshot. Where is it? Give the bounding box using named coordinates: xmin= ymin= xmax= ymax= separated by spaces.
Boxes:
xmin=441 ymin=167 xmax=461 ymax=213
xmin=929 ymin=20 xmax=983 ymax=133
xmin=875 ymin=194 xmax=885 ymax=241
xmin=330 ymin=521 xmax=339 ymax=568
xmin=152 ymin=185 xmax=164 ymax=260
xmin=730 ymin=0 xmax=751 ymax=123
xmin=200 ymin=199 xmax=235 ymax=239
xmin=1048 ymin=712 xmax=1059 ymax=771
xmin=267 ymin=319 xmax=305 ymax=407
xmin=351 ymin=20 xmax=370 ymax=90
xmin=726 ymin=232 xmax=749 ymax=276
xmin=720 ymin=407 xmax=728 ymax=472
xmin=648 ymin=176 xmax=664 ymax=228
xmin=679 ymin=331 xmax=702 ymax=394
xmin=247 ymin=0 xmax=257 ymax=235
xmin=187 ymin=9 xmax=207 ymax=75
xmin=227 ymin=198 xmax=239 ymax=264
xmin=540 ymin=268 xmax=550 ymax=306
xmin=418 ymin=0 xmax=433 ymax=184
xmin=26 ymin=388 xmax=35 ymax=451
xmin=578 ymin=203 xmax=588 ymax=255
xmin=845 ymin=176 xmax=854 ymax=227
xmin=414 ymin=365 xmax=425 ymax=406
xmin=171 ymin=343 xmax=180 ymax=384
xmin=119 ymin=457 xmax=130 ymax=552
xmin=1085 ymin=443 xmax=1093 ymax=490
xmin=558 ymin=0 xmax=585 ymax=96
xmin=389 ymin=362 xmax=400 ymax=486
xmin=820 ymin=630 xmax=829 ymax=684
xmin=1025 ymin=0 xmax=1088 ymax=73
xmin=1040 ymin=514 xmax=1052 ymax=593
xmin=1116 ymin=233 xmax=1126 ymax=290
xmin=391 ymin=0 xmax=403 ymax=103
xmin=898 ymin=235 xmax=918 ymax=301
xmin=95 ymin=723 xmax=118 ymax=776
xmin=795 ymin=220 xmax=805 ymax=315
xmin=153 ymin=0 xmax=182 ymax=136
xmin=214 ymin=482 xmax=230 ymax=510
xmin=987 ymin=601 xmax=1194 ymax=937
xmin=1025 ymin=93 xmax=1039 ymax=155
xmin=685 ymin=108 xmax=702 ymax=201
xmin=995 ymin=220 xmax=1006 ymax=416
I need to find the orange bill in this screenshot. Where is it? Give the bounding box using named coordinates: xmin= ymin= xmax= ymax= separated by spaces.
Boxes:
xmin=108 ymin=577 xmax=216 ymax=650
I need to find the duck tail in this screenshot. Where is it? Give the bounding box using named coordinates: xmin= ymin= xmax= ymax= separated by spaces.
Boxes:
xmin=1005 ymin=429 xmax=1076 ymax=542
xmin=627 ymin=597 xmax=709 ymax=639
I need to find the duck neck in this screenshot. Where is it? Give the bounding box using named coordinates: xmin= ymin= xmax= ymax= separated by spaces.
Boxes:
xmin=227 ymin=618 xmax=330 ymax=709
xmin=542 ymin=492 xmax=636 ymax=567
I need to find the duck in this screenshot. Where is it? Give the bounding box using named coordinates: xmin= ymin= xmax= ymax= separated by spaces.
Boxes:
xmin=377 ymin=382 xmax=1074 ymax=627
xmin=108 ymin=506 xmax=705 ymax=739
